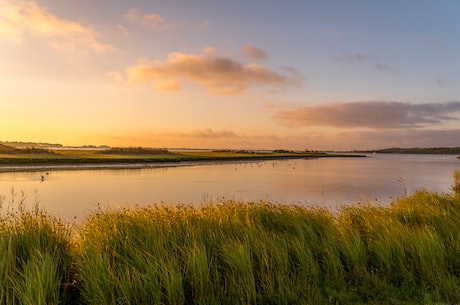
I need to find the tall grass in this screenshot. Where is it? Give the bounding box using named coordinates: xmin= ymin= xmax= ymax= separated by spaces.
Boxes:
xmin=1 ymin=190 xmax=459 ymax=304
xmin=454 ymin=170 xmax=460 ymax=196
xmin=0 ymin=191 xmax=76 ymax=305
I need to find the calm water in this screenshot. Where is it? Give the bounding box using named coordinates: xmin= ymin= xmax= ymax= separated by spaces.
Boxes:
xmin=0 ymin=154 xmax=459 ymax=221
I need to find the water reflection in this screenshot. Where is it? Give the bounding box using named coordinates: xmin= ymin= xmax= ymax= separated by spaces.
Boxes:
xmin=0 ymin=154 xmax=459 ymax=220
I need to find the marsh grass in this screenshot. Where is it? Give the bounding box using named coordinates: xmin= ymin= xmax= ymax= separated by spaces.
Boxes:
xmin=0 ymin=191 xmax=76 ymax=305
xmin=454 ymin=170 xmax=460 ymax=196
xmin=77 ymin=192 xmax=460 ymax=304
xmin=1 ymin=191 xmax=459 ymax=304
xmin=0 ymin=149 xmax=351 ymax=167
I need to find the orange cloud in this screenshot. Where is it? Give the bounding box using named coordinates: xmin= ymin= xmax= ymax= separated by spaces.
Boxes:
xmin=116 ymin=24 xmax=129 ymax=37
xmin=184 ymin=128 xmax=238 ymax=139
xmin=242 ymin=45 xmax=269 ymax=60
xmin=124 ymin=8 xmax=170 ymax=31
xmin=120 ymin=48 xmax=300 ymax=95
xmin=275 ymin=101 xmax=460 ymax=129
xmin=0 ymin=4 xmax=21 ymax=42
xmin=0 ymin=0 xmax=114 ymax=53
xmin=107 ymin=128 xmax=283 ymax=150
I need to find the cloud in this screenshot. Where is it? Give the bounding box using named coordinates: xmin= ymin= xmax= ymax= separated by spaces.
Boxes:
xmin=107 ymin=126 xmax=460 ymax=151
xmin=332 ymin=52 xmax=378 ymax=62
xmin=332 ymin=52 xmax=395 ymax=72
xmin=0 ymin=0 xmax=114 ymax=53
xmin=0 ymin=4 xmax=22 ymax=43
xmin=373 ymin=63 xmax=395 ymax=72
xmin=242 ymin=45 xmax=269 ymax=60
xmin=169 ymin=128 xmax=239 ymax=139
xmin=109 ymin=128 xmax=286 ymax=150
xmin=106 ymin=70 xmax=125 ymax=83
xmin=124 ymin=8 xmax=170 ymax=31
xmin=116 ymin=24 xmax=129 ymax=37
xmin=196 ymin=129 xmax=237 ymax=139
xmin=324 ymin=129 xmax=460 ymax=151
xmin=292 ymin=128 xmax=460 ymax=151
xmin=275 ymin=101 xmax=460 ymax=129
xmin=120 ymin=47 xmax=300 ymax=95
xmin=197 ymin=20 xmax=209 ymax=29
xmin=436 ymin=77 xmax=456 ymax=88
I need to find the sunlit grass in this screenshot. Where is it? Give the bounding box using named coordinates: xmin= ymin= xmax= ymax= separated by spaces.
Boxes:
xmin=454 ymin=170 xmax=460 ymax=196
xmin=1 ymin=191 xmax=459 ymax=304
xmin=0 ymin=193 xmax=76 ymax=305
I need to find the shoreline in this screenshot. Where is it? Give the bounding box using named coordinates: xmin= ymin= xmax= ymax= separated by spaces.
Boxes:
xmin=0 ymin=153 xmax=366 ymax=173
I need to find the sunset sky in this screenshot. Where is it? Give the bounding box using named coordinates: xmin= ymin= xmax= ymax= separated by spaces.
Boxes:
xmin=1 ymin=0 xmax=459 ymax=150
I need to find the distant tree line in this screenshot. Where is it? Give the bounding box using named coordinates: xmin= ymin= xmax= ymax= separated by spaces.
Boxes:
xmin=0 ymin=141 xmax=62 ymax=149
xmin=0 ymin=144 xmax=55 ymax=154
xmin=99 ymin=147 xmax=171 ymax=155
xmin=376 ymin=147 xmax=460 ymax=154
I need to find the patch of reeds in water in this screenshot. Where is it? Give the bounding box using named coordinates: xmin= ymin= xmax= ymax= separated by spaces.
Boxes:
xmin=1 ymin=190 xmax=459 ymax=304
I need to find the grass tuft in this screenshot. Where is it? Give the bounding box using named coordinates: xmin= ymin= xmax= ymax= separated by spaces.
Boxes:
xmin=0 ymin=194 xmax=76 ymax=304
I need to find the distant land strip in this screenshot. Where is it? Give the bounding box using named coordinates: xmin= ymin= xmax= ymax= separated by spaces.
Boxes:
xmin=355 ymin=147 xmax=460 ymax=155
xmin=0 ymin=146 xmax=365 ymax=172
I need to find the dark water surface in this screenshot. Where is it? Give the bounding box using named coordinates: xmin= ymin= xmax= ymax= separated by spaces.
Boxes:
xmin=0 ymin=154 xmax=459 ymax=221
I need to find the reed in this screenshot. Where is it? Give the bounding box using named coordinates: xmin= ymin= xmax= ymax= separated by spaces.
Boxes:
xmin=454 ymin=170 xmax=460 ymax=196
xmin=1 ymin=191 xmax=459 ymax=304
xmin=0 ymin=193 xmax=76 ymax=305
xmin=77 ymin=193 xmax=460 ymax=304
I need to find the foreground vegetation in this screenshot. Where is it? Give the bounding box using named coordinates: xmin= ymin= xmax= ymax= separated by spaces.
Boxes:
xmin=1 ymin=191 xmax=459 ymax=304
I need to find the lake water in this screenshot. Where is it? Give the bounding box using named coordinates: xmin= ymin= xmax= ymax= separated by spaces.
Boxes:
xmin=0 ymin=154 xmax=459 ymax=221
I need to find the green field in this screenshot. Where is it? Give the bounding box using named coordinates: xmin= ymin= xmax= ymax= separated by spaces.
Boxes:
xmin=1 ymin=191 xmax=459 ymax=305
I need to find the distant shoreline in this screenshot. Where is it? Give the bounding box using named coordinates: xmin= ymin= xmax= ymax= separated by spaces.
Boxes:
xmin=353 ymin=147 xmax=460 ymax=155
xmin=0 ymin=152 xmax=366 ymax=173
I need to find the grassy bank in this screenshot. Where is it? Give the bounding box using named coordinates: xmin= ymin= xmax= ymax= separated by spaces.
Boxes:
xmin=0 ymin=148 xmax=362 ymax=168
xmin=1 ymin=191 xmax=459 ymax=304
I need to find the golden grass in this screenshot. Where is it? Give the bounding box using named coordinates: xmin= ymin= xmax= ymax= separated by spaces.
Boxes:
xmin=2 ymin=190 xmax=458 ymax=304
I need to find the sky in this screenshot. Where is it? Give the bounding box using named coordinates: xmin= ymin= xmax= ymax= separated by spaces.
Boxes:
xmin=1 ymin=0 xmax=460 ymax=150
